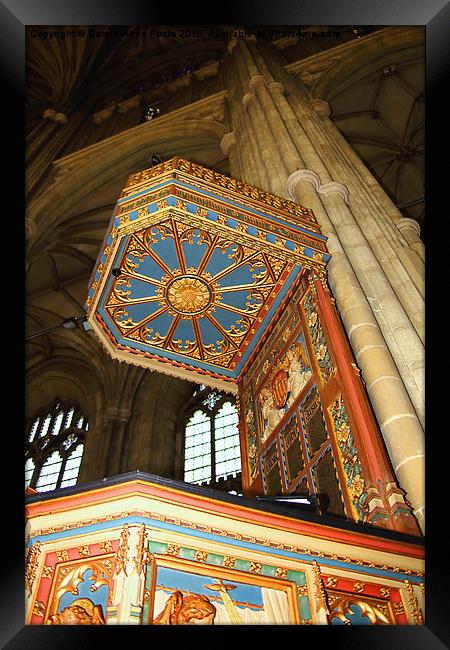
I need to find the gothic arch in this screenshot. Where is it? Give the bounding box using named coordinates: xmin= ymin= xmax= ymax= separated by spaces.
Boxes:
xmin=27 ymin=113 xmax=228 ymax=261
xmin=312 ymin=26 xmax=424 ymax=102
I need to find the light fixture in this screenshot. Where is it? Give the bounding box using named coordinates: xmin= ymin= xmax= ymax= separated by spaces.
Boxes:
xmin=256 ymin=494 xmax=318 ymax=511
xmin=62 ymin=317 xmax=78 ymax=330
xmin=143 ymin=105 xmax=160 ymax=121
xmin=26 ymin=316 xmax=91 ymax=341
xmin=150 ymin=154 xmax=163 ymax=166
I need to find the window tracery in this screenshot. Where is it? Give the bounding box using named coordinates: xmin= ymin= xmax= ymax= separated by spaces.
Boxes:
xmin=182 ymin=386 xmax=241 ymax=493
xmin=25 ymin=401 xmax=88 ymax=492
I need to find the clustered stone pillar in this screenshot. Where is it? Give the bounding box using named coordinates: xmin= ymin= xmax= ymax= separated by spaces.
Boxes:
xmin=224 ymin=36 xmax=425 ymax=532
xmin=95 ymin=406 xmax=132 ymax=479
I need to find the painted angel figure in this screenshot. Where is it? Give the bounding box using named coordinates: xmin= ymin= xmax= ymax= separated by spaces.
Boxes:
xmin=286 ymin=343 xmax=312 ymax=406
xmin=259 ymin=387 xmax=285 ymax=442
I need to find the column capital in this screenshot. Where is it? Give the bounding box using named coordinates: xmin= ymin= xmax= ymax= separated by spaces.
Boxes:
xmin=105 ymin=406 xmax=119 ymax=420
xmin=268 ymin=80 xmax=285 ymax=95
xmin=118 ymin=408 xmax=131 ymax=422
xmin=319 ymin=181 xmax=350 ymax=205
xmin=248 ymin=74 xmax=267 ymax=92
xmin=220 ymin=131 xmax=236 ymax=156
xmin=397 ymin=217 xmax=421 ymax=237
xmin=310 ymin=98 xmax=331 ymax=120
xmin=286 ymin=168 xmax=321 ymax=199
xmin=43 ymin=109 xmax=68 ymax=125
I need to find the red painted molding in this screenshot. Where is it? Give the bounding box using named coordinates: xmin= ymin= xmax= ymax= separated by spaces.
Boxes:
xmin=26 ymin=479 xmax=424 ymax=560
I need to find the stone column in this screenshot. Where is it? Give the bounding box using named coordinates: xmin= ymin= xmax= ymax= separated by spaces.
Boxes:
xmin=252 ymin=63 xmax=426 ymax=422
xmin=223 ymin=37 xmax=425 ymax=531
xmin=397 ymin=217 xmax=425 ymax=262
xmin=108 ymin=407 xmax=131 ymax=476
xmin=323 ymin=114 xmax=425 ymax=265
xmin=290 ymin=176 xmax=425 ymax=531
xmin=299 ymin=92 xmax=425 ymax=338
xmin=220 ymin=131 xmax=241 ymax=179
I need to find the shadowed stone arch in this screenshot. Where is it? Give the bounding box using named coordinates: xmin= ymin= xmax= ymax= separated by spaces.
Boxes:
xmin=311 ymin=26 xmax=424 ymax=102
xmin=26 ymin=356 xmax=106 ymax=485
xmin=27 ymin=109 xmax=228 ymax=261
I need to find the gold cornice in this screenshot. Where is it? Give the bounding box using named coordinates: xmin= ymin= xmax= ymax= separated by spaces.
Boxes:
xmin=116 ymin=207 xmax=325 ymax=268
xmin=27 ymin=504 xmax=424 ymax=580
xmin=122 ymin=157 xmax=316 ymax=228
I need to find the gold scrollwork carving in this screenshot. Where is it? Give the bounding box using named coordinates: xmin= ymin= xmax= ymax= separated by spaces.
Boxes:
xmin=32 ymin=601 xmax=46 ymax=617
xmin=78 ymin=546 xmax=90 ymax=557
xmin=48 ymin=600 xmax=106 ymax=625
xmin=133 ymin=525 xmax=149 ymax=575
xmin=56 ymin=549 xmax=70 ymax=562
xmin=114 ymin=524 xmax=130 ymax=575
xmin=193 ymin=550 xmax=208 ymax=562
xmin=42 ymin=565 xmax=54 ymax=579
xmin=167 ymin=544 xmax=180 ymax=557
xmin=393 ymin=602 xmax=405 ymax=615
xmin=312 ymin=562 xmax=330 ymax=615
xmin=54 ymin=560 xmax=111 ymax=611
xmin=249 ymin=562 xmax=262 ymax=574
xmin=404 ymin=580 xmax=424 ymax=625
xmin=25 ymin=541 xmax=41 ymax=595
xmin=329 ymin=598 xmax=390 ymax=625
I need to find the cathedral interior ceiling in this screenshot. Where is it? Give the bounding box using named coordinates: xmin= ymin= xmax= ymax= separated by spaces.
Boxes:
xmin=25 ymin=25 xmax=424 ymax=379
xmin=289 ymin=26 xmax=424 ymax=233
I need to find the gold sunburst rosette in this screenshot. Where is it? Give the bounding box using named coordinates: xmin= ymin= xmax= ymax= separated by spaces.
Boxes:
xmin=157 ymin=268 xmax=221 ymax=319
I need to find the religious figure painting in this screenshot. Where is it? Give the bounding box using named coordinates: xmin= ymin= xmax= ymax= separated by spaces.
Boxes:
xmin=150 ymin=563 xmax=296 ymax=624
xmin=257 ymin=333 xmax=312 ymax=444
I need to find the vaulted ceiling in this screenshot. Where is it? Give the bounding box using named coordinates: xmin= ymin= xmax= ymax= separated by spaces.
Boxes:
xmin=326 ymin=50 xmax=425 ymax=236
xmin=25 ymin=26 xmax=425 ymax=367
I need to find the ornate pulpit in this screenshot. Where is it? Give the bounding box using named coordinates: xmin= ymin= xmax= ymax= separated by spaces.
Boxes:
xmin=86 ymin=158 xmax=420 ymax=536
xmin=25 ymin=159 xmax=424 ymax=627
xmin=85 ymin=157 xmax=329 ymax=391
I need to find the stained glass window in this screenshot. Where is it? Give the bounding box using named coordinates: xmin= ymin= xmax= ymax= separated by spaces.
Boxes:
xmin=25 ymin=402 xmax=88 ymax=492
xmin=183 ymin=388 xmax=241 ymax=487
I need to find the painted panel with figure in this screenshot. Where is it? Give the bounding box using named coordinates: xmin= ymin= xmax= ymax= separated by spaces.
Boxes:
xmin=144 ymin=542 xmax=307 ymax=624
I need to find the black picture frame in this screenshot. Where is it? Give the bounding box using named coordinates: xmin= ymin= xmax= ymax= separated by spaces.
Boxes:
xmin=8 ymin=0 xmax=448 ymax=647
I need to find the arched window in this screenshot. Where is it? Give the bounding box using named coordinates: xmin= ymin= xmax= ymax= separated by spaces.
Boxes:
xmin=183 ymin=387 xmax=241 ymax=492
xmin=25 ymin=401 xmax=88 ymax=492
